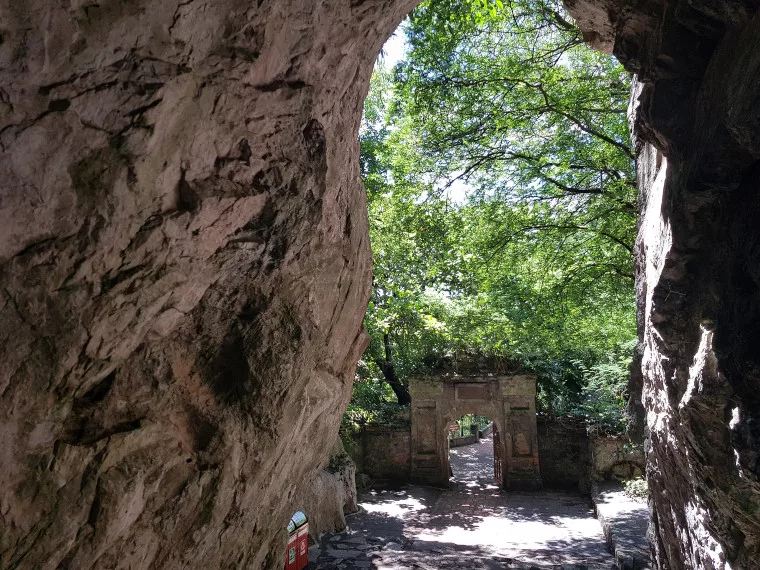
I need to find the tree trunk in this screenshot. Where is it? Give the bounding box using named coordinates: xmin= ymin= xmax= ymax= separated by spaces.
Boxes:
xmin=376 ymin=333 xmax=411 ymax=406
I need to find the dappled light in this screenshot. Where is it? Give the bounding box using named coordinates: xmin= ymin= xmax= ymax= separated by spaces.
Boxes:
xmin=314 ymin=437 xmax=618 ymax=568
xmin=360 ymin=492 xmax=428 ymax=518
xmin=338 ymin=0 xmax=649 ymax=567
xmin=412 ymin=499 xmax=615 ymax=564
xmin=331 ymin=477 xmax=615 ymax=568
xmin=450 ymin=436 xmax=499 ymax=491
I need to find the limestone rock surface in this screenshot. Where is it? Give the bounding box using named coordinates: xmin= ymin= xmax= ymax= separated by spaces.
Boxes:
xmin=0 ymin=0 xmax=413 ymax=568
xmin=295 ymin=440 xmax=358 ymax=540
xmin=566 ymin=1 xmax=760 ymax=568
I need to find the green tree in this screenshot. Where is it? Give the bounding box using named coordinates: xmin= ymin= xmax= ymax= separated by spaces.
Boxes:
xmin=360 ymin=66 xmax=465 ymax=404
xmin=353 ymin=0 xmax=636 ymax=429
xmin=396 ymin=0 xmax=635 ymax=286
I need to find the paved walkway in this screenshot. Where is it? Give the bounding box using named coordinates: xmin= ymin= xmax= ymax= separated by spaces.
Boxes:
xmin=450 ymin=436 xmax=498 ymax=491
xmin=592 ymin=482 xmax=651 ymax=570
xmin=309 ymin=438 xmax=617 ymax=569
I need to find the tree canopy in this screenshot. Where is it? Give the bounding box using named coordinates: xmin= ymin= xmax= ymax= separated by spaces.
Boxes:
xmin=350 ymin=0 xmax=636 ymax=434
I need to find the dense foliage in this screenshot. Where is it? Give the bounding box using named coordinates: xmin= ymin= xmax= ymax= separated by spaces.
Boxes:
xmin=346 ymin=0 xmax=637 ymax=434
xmin=450 ymin=414 xmax=492 ymax=438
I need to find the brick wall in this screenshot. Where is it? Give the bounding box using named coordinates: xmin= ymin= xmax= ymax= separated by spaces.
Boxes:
xmin=537 ymin=417 xmax=590 ymax=493
xmin=361 ymin=427 xmax=411 ymax=480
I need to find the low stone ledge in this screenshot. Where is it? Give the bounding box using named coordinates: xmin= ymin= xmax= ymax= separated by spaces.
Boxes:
xmin=449 ymin=433 xmax=478 ymax=447
xmin=591 ymin=482 xmax=651 ymax=570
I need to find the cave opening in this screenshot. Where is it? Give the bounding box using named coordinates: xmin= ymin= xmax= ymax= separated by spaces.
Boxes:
xmin=356 ymin=0 xmax=636 ymax=480
xmin=2 ymin=0 xmax=760 ymax=567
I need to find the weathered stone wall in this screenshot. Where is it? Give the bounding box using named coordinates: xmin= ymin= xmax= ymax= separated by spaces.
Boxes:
xmin=353 ymin=418 xmax=642 ymax=495
xmin=409 ymin=375 xmax=541 ymax=490
xmin=342 ymin=432 xmax=365 ymax=475
xmin=361 ymin=427 xmax=411 ymax=481
xmin=589 ymin=436 xmax=644 ymax=482
xmin=0 ymin=0 xmax=415 ymax=568
xmin=566 ymin=1 xmax=760 ymax=568
xmin=536 ymin=419 xmax=646 ymax=492
xmin=536 ymin=417 xmax=590 ymax=492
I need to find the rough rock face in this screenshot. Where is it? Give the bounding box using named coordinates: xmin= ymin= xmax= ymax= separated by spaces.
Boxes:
xmin=0 ymin=1 xmax=413 ymax=568
xmin=3 ymin=0 xmax=760 ymax=569
xmin=295 ymin=440 xmax=358 ymax=540
xmin=567 ymin=1 xmax=760 ymax=568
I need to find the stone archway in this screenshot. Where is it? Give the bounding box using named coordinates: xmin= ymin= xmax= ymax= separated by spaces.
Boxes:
xmin=408 ymin=374 xmax=541 ymax=490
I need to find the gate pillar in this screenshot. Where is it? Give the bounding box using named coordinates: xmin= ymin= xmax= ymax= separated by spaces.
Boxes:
xmin=408 ymin=379 xmax=448 ymax=486
xmin=500 ymin=376 xmax=542 ymax=490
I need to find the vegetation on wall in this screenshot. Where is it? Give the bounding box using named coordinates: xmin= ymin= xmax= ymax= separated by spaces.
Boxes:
xmin=347 ymin=0 xmax=636 ymax=435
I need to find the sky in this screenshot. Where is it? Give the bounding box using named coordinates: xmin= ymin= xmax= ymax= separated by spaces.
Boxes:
xmin=379 ymin=29 xmax=407 ymax=68
xmin=374 ymin=26 xmax=470 ymax=205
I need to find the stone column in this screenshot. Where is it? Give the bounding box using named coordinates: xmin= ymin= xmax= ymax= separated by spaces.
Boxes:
xmin=408 ymin=377 xmax=448 ymax=486
xmin=500 ymin=375 xmax=542 ymax=490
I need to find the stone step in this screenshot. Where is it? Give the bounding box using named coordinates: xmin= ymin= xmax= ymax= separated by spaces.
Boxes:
xmin=591 ymin=482 xmax=651 ymax=570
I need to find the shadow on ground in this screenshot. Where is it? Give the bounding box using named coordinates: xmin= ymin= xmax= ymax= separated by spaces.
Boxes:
xmin=308 ymin=439 xmax=617 ymax=569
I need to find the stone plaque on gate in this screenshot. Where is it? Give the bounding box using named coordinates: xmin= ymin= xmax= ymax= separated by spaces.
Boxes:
xmin=455 ymin=383 xmax=487 ymax=400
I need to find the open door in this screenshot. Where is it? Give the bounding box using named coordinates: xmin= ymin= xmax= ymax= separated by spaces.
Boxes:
xmin=493 ymin=423 xmax=503 ymax=486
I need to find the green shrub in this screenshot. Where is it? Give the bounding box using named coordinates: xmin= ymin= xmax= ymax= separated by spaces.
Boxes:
xmin=623 ymin=477 xmax=648 ymax=501
xmin=341 ymin=373 xmax=408 ymax=434
xmin=570 ymin=340 xmax=636 ymax=435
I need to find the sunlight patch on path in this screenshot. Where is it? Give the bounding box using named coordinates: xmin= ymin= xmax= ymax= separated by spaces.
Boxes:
xmin=315 ymin=440 xmax=616 ymax=568
xmin=359 ymin=493 xmax=428 ymax=518
xmin=414 ymin=511 xmax=605 ymax=550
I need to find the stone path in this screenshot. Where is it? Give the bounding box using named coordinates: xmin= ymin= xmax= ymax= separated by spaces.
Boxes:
xmin=592 ymin=483 xmax=651 ymax=570
xmin=309 ymin=438 xmax=617 ymax=569
xmin=450 ymin=436 xmax=498 ymax=491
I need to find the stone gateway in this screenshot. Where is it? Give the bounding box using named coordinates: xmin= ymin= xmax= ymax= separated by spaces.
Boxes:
xmin=409 ymin=375 xmax=541 ymax=490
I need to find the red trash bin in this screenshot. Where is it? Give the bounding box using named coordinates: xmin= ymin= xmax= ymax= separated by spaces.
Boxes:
xmin=285 ymin=511 xmax=308 ymax=570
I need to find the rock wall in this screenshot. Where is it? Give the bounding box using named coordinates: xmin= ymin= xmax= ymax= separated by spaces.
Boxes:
xmin=0 ymin=0 xmax=414 ymax=568
xmin=566 ymin=0 xmax=760 ymax=568
xmin=294 ymin=440 xmax=358 ymax=540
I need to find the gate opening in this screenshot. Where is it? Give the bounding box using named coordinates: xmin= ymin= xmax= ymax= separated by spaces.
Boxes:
xmin=447 ymin=415 xmax=501 ymax=491
xmin=409 ymin=374 xmax=541 ymax=490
